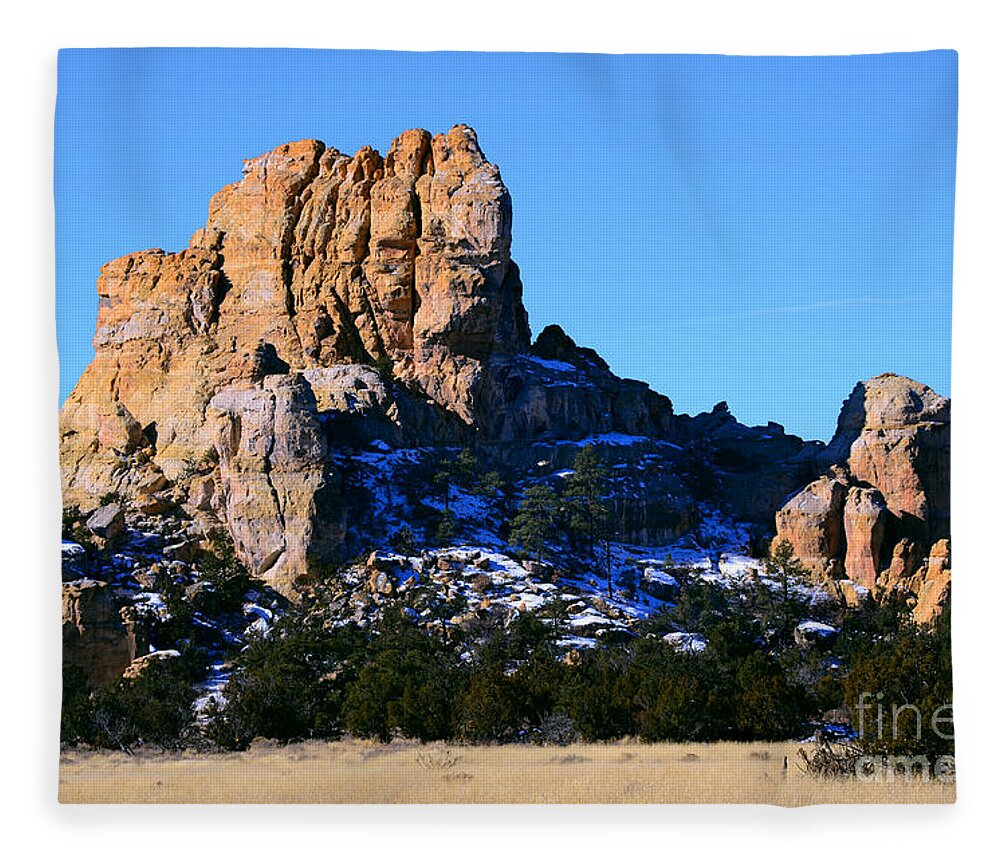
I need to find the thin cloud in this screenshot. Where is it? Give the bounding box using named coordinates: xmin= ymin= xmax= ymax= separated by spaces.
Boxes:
xmin=663 ymin=292 xmax=947 ymax=328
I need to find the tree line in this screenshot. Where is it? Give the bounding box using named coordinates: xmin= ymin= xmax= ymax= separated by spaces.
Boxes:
xmin=61 ymin=568 xmax=952 ymax=760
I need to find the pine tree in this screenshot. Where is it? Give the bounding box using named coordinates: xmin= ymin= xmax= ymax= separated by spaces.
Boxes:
xmin=564 ymin=445 xmax=615 ymax=596
xmin=453 ymin=448 xmax=479 ymax=485
xmin=435 ymin=509 xmax=458 ymax=544
xmin=765 ymin=539 xmax=808 ymax=645
xmin=433 ymin=448 xmax=481 ymax=512
xmin=564 ymin=445 xmax=610 ymax=555
xmin=510 ymin=484 xmax=560 ymax=562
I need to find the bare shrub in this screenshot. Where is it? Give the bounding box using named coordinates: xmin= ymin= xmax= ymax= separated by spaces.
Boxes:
xmin=415 ymin=749 xmax=459 ymax=771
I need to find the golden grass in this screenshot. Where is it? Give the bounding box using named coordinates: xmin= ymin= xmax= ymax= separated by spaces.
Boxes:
xmin=58 ymin=739 xmax=956 ymax=805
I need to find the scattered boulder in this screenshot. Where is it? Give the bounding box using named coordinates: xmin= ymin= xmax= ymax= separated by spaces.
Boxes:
xmin=365 ymin=551 xmax=399 ymax=574
xmin=794 ymin=620 xmax=839 ymax=649
xmin=85 ymin=503 xmax=125 ymax=547
xmin=123 ymin=649 xmax=181 ymax=680
xmin=163 ymin=539 xmax=201 ymax=564
xmin=639 ymin=567 xmax=680 ymax=601
xmin=523 ymin=560 xmax=554 ymax=580
xmin=367 ymin=570 xmax=396 ymax=597
xmin=662 ymin=632 xmax=707 ymax=654
xmin=133 ymin=493 xmax=172 ymax=516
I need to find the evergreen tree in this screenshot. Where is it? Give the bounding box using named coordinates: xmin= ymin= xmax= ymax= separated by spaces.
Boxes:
xmin=453 ymin=448 xmax=479 ymax=485
xmin=765 ymin=539 xmax=808 ymax=645
xmin=433 ymin=447 xmax=480 ymax=512
xmin=510 ymin=484 xmax=560 ymax=562
xmin=564 ymin=445 xmax=615 ymax=595
xmin=435 ymin=509 xmax=458 ymax=544
xmin=564 ymin=445 xmax=611 ymax=556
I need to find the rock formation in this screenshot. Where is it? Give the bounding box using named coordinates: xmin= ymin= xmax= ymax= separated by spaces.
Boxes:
xmin=774 ymin=472 xmax=848 ymax=580
xmin=62 ymin=580 xmax=137 ymax=686
xmin=62 ymin=127 xmax=947 ymax=614
xmin=62 ymin=126 xmax=824 ymax=595
xmin=775 ymin=374 xmax=950 ymax=621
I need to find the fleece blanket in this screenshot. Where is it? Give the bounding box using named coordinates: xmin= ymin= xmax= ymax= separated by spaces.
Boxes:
xmin=56 ymin=48 xmax=955 ymax=804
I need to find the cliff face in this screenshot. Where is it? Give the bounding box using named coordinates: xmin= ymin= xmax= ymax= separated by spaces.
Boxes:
xmin=61 ymin=127 xmax=529 ymax=483
xmin=774 ymin=374 xmax=951 ymax=621
xmin=60 ymin=126 xmax=695 ymax=591
xmin=62 ymin=126 xmax=936 ymax=601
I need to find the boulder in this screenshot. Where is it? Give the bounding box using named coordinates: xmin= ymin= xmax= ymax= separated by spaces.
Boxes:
xmin=639 ymin=567 xmax=680 ymax=601
xmin=188 ymin=475 xmax=216 ymax=511
xmin=123 ymin=649 xmax=181 ymax=680
xmin=85 ymin=503 xmax=125 ymax=546
xmin=133 ymin=493 xmax=171 ymax=516
xmin=208 ymin=374 xmax=342 ymax=595
xmin=662 ymin=632 xmax=707 ymax=653
xmin=367 ymin=570 xmax=396 ymax=597
xmin=794 ymin=621 xmax=839 ymax=650
xmin=773 ymin=474 xmax=848 ymax=579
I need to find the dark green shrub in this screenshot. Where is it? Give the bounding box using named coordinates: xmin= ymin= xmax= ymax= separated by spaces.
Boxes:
xmin=209 ymin=619 xmax=364 ymax=749
xmin=82 ymin=659 xmax=197 ymax=751
xmin=842 ymin=613 xmax=953 ymax=759
xmin=343 ymin=611 xmax=461 ymax=742
xmin=454 ymin=663 xmax=523 ymax=742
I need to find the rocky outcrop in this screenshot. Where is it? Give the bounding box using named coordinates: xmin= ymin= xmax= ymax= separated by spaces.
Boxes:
xmin=57 ymin=126 xmax=892 ymax=597
xmin=842 ymin=486 xmax=888 ymax=589
xmin=914 ymin=539 xmax=952 ymax=625
xmin=881 ymin=538 xmax=952 ymax=625
xmin=672 ymin=402 xmax=823 ymax=529
xmin=58 ymin=128 xmax=515 ymax=590
xmin=478 ymin=325 xmax=673 ymax=442
xmin=208 ymin=374 xmax=343 ymax=588
xmin=775 ymin=374 xmax=950 ymax=622
xmin=62 ymin=126 xmax=790 ymax=594
xmin=773 ymin=473 xmax=848 ymax=580
xmin=826 ymin=373 xmax=950 ymax=540
xmin=62 ymin=580 xmax=137 ymax=686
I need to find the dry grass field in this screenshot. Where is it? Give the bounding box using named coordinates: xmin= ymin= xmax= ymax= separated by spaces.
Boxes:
xmin=58 ymin=739 xmax=956 ymax=804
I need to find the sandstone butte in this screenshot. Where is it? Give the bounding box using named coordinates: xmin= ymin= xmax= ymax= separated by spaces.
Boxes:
xmin=60 ymin=125 xmax=950 ymax=628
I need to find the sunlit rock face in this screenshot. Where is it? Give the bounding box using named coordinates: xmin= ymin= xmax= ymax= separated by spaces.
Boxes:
xmin=63 ymin=127 xmax=928 ymax=601
xmin=775 ymin=374 xmax=950 ymax=622
xmin=59 ymin=127 xmax=682 ymax=593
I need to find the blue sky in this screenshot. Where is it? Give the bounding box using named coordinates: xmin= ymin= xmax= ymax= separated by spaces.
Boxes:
xmin=55 ymin=49 xmax=956 ymax=441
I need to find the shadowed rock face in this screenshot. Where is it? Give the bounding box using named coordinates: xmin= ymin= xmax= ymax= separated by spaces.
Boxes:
xmin=775 ymin=373 xmax=950 ymax=621
xmin=62 ymin=580 xmax=137 ymax=686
